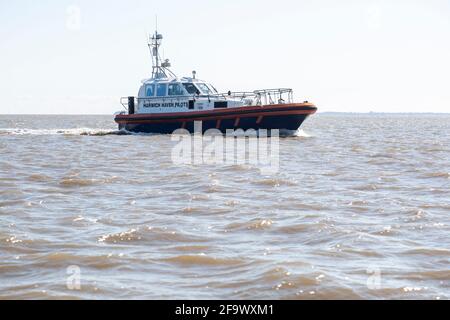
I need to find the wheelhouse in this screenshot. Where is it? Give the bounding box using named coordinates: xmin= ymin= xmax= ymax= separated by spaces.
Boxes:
xmin=139 ymin=79 xmax=218 ymax=99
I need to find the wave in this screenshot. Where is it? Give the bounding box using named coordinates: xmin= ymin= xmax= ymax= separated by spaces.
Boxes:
xmin=224 ymin=219 xmax=274 ymax=231
xmin=59 ymin=175 xmax=120 ymax=187
xmin=0 ymin=127 xmax=314 ymax=138
xmin=253 ymin=178 xmax=298 ymax=187
xmin=277 ymin=223 xmax=312 ymax=234
xmin=98 ymin=227 xmax=208 ymax=244
xmin=399 ymin=269 xmax=450 ymax=281
xmin=0 ymin=127 xmax=117 ymax=136
xmin=420 ymin=172 xmax=450 ymax=179
xmin=275 ymin=129 xmax=313 ymax=138
xmin=403 ymin=247 xmax=450 ymax=257
xmin=294 ymin=129 xmax=312 ymax=138
xmin=161 ymin=254 xmax=245 ymax=266
xmin=0 ymin=127 xmax=160 ymax=136
xmin=59 ymin=178 xmax=99 ymax=187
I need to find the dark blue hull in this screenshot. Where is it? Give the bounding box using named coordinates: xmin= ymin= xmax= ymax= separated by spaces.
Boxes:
xmin=119 ymin=114 xmax=311 ymax=134
xmin=115 ymin=103 xmax=317 ymax=134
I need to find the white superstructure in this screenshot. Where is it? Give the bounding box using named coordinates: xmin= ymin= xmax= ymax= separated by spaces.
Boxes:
xmin=121 ymin=30 xmax=294 ymax=115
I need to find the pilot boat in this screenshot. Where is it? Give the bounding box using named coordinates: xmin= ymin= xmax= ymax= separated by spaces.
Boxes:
xmin=114 ymin=31 xmax=317 ymax=134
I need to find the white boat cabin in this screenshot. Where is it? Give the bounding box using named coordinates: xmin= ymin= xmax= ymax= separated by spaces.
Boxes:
xmin=121 ymin=30 xmax=295 ymax=115
xmin=136 ymin=77 xmax=244 ymax=114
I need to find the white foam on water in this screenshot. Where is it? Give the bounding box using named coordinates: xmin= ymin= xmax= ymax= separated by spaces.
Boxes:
xmin=0 ymin=127 xmax=312 ymax=137
xmin=0 ymin=128 xmax=128 ymax=136
xmin=295 ymin=129 xmax=312 ymax=138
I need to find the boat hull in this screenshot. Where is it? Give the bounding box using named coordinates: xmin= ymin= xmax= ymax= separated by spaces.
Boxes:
xmin=115 ymin=103 xmax=317 ymax=134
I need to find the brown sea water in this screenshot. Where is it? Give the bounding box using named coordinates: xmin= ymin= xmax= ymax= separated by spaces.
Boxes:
xmin=0 ymin=114 xmax=449 ymax=300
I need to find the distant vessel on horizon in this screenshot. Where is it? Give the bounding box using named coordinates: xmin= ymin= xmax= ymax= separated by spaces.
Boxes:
xmin=114 ymin=30 xmax=317 ymax=134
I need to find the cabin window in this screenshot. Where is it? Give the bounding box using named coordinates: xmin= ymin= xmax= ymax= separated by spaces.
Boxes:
xmin=214 ymin=101 xmax=228 ymax=109
xmin=145 ymin=84 xmax=155 ymax=97
xmin=168 ymin=83 xmax=186 ymax=96
xmin=183 ymin=83 xmax=199 ymax=95
xmin=196 ymin=83 xmax=213 ymax=95
xmin=156 ymin=84 xmax=167 ymax=97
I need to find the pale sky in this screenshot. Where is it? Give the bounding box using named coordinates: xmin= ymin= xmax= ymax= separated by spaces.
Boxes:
xmin=1 ymin=0 xmax=449 ymax=114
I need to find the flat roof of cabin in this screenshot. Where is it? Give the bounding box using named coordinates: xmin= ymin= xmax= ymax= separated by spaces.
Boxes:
xmin=142 ymin=77 xmax=208 ymax=84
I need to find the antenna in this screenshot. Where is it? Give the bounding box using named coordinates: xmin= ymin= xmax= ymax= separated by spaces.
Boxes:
xmin=147 ymin=19 xmax=176 ymax=80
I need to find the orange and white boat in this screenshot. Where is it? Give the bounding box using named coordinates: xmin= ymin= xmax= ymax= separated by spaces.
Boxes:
xmin=115 ymin=30 xmax=317 ymax=134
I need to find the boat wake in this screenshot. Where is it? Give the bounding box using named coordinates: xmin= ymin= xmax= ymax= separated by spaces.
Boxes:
xmin=0 ymin=128 xmax=137 ymax=136
xmin=278 ymin=129 xmax=312 ymax=138
xmin=295 ymin=129 xmax=312 ymax=138
xmin=0 ymin=127 xmax=312 ymax=138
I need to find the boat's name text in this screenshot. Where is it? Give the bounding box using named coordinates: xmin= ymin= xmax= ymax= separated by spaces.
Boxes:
xmin=143 ymin=101 xmax=188 ymax=108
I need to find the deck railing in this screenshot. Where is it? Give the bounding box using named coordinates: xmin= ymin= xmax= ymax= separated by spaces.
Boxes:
xmin=120 ymin=88 xmax=294 ymax=110
xmin=221 ymin=88 xmax=294 ymax=106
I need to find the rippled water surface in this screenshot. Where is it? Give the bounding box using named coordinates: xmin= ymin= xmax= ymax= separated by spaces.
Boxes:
xmin=0 ymin=114 xmax=449 ymax=300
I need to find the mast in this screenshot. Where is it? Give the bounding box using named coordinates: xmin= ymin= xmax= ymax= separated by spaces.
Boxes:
xmin=148 ymin=28 xmax=176 ymax=79
xmin=155 ymin=16 xmax=159 ymax=70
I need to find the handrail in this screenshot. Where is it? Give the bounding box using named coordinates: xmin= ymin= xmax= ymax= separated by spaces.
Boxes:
xmin=219 ymin=88 xmax=294 ymax=106
xmin=120 ymin=88 xmax=295 ymax=108
xmin=120 ymin=97 xmax=132 ymax=110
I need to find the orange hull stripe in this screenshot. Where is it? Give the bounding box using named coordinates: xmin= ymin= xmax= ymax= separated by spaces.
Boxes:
xmin=116 ymin=103 xmax=316 ymax=120
xmin=116 ymin=109 xmax=315 ymax=125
